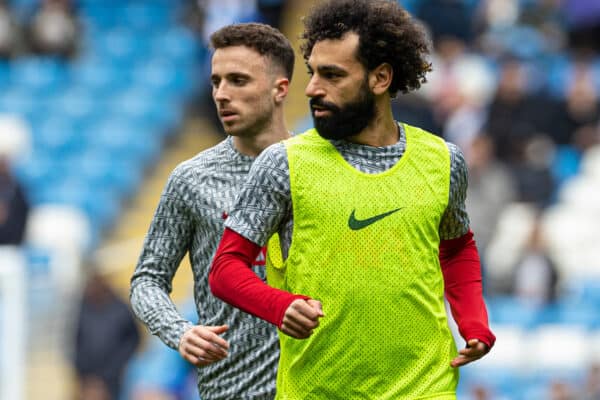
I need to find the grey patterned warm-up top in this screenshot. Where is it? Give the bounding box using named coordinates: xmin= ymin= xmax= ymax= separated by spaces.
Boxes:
xmin=130 ymin=136 xmax=279 ymax=400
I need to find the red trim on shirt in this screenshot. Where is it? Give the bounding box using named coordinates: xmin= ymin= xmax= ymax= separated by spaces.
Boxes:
xmin=209 ymin=228 xmax=308 ymax=327
xmin=439 ymin=230 xmax=496 ymax=349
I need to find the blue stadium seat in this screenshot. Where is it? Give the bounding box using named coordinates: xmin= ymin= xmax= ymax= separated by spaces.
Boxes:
xmin=79 ymin=3 xmax=121 ymax=30
xmin=37 ymin=176 xmax=121 ymax=234
xmin=50 ymin=88 xmax=98 ymax=123
xmin=69 ymin=57 xmax=131 ymax=96
xmin=0 ymin=60 xmax=10 ymax=88
xmin=33 ymin=116 xmax=84 ymax=158
xmin=132 ymin=59 xmax=194 ymax=99
xmin=121 ymin=3 xmax=174 ymax=31
xmin=94 ymin=28 xmax=153 ymax=66
xmin=68 ymin=152 xmax=144 ymax=198
xmin=486 ymin=296 xmax=542 ymax=328
xmin=23 ymin=246 xmax=56 ymax=320
xmin=107 ymin=88 xmax=183 ymax=134
xmin=9 ymin=57 xmax=68 ymax=94
xmin=545 ymin=55 xmax=572 ymax=99
xmin=12 ymin=156 xmax=62 ymax=205
xmin=459 ymin=364 xmax=528 ymax=399
xmin=0 ymin=87 xmax=37 ymax=122
xmin=150 ymin=27 xmax=200 ymax=66
xmin=551 ymin=145 xmax=582 ymax=189
xmin=85 ymin=117 xmax=162 ymax=165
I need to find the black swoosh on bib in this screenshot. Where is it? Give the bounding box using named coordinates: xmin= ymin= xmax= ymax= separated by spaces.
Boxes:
xmin=348 ymin=208 xmax=403 ymax=230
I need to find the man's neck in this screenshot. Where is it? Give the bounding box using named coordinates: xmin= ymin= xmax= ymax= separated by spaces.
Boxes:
xmin=346 ymin=107 xmax=398 ymax=147
xmin=233 ymin=122 xmax=291 ymax=157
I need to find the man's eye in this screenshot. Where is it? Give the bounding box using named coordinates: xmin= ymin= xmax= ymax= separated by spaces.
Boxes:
xmin=324 ymin=73 xmax=340 ymax=79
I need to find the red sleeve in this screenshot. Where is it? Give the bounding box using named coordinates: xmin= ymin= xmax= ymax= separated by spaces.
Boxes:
xmin=439 ymin=230 xmax=496 ymax=349
xmin=209 ymin=228 xmax=309 ymax=327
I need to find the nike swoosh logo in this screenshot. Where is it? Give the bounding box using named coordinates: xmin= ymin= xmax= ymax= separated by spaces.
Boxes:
xmin=348 ymin=208 xmax=403 ymax=230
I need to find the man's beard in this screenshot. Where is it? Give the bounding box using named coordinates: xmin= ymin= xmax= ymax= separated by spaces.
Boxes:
xmin=310 ymin=81 xmax=376 ymax=140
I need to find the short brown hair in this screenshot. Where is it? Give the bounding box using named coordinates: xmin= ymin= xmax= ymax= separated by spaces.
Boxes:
xmin=300 ymin=0 xmax=432 ymax=96
xmin=210 ymin=23 xmax=295 ymax=81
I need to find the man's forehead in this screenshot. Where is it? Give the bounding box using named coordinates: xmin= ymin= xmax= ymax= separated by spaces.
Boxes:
xmin=213 ymin=45 xmax=266 ymax=64
xmin=211 ymin=46 xmax=268 ymax=72
xmin=308 ymin=33 xmax=360 ymax=67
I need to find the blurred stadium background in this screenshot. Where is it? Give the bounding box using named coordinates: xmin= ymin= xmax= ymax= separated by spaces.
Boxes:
xmin=0 ymin=0 xmax=599 ymax=399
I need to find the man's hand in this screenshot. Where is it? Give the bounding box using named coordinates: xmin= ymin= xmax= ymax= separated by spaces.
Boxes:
xmin=280 ymin=299 xmax=324 ymax=339
xmin=178 ymin=325 xmax=229 ymax=366
xmin=450 ymin=338 xmax=490 ymax=368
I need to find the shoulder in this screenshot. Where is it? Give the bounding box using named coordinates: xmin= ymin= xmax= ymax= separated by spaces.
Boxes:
xmin=160 ymin=139 xmax=231 ymax=197
xmin=444 ymin=141 xmax=467 ymax=176
xmin=172 ymin=139 xmax=230 ymax=179
xmin=253 ymin=141 xmax=288 ymax=171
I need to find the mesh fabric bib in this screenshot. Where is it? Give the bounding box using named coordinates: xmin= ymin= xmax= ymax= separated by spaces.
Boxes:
xmin=269 ymin=125 xmax=458 ymax=399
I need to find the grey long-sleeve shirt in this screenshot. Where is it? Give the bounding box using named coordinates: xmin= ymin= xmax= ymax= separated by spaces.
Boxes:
xmin=130 ymin=136 xmax=278 ymax=400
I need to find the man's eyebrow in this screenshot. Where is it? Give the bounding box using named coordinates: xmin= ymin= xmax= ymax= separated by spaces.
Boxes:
xmin=211 ymin=71 xmax=251 ymax=79
xmin=316 ymin=64 xmax=347 ymax=75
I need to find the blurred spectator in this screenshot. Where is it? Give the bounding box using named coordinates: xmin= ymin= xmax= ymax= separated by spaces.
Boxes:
xmin=392 ymin=93 xmax=441 ymax=135
xmin=180 ymin=0 xmax=205 ymax=37
xmin=469 ymin=384 xmax=492 ymax=400
xmin=0 ymin=155 xmax=29 ymax=245
xmin=519 ymin=0 xmax=565 ymax=53
xmin=581 ymin=363 xmax=600 ymax=400
xmin=425 ymin=37 xmax=496 ymax=150
xmin=512 ymin=135 xmax=557 ymax=207
xmin=425 ymin=37 xmax=469 ymax=127
xmin=549 ymin=124 xmax=596 ymax=189
xmin=257 ymin=0 xmax=286 ymax=29
xmin=549 ymin=61 xmax=600 ymax=146
xmin=0 ymin=1 xmax=23 ymax=58
xmin=127 ymin=336 xmax=196 ymax=400
xmin=415 ymin=0 xmax=475 ymax=45
xmin=73 ymin=268 xmax=140 ymax=400
xmin=549 ymin=380 xmax=577 ymax=400
xmin=200 ymin=0 xmax=257 ymax=44
xmin=125 ymin=301 xmax=197 ymax=400
xmin=473 ymin=0 xmax=520 ymax=57
xmin=484 ymin=59 xmax=549 ymax=163
xmin=511 ymin=213 xmax=559 ymax=306
xmin=27 ymin=0 xmax=80 ymax=59
xmin=563 ymin=0 xmax=600 ymax=55
xmin=465 ymin=134 xmax=516 ymax=264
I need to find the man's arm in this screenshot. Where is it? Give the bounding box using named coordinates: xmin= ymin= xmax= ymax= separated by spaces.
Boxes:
xmin=130 ymin=166 xmax=230 ymax=365
xmin=210 ymin=144 xmax=323 ymax=338
xmin=440 ymin=231 xmax=495 ymax=367
xmin=210 ymin=228 xmax=323 ymax=338
xmin=439 ymin=142 xmax=495 ymax=367
xmin=129 ymin=168 xmax=196 ymax=349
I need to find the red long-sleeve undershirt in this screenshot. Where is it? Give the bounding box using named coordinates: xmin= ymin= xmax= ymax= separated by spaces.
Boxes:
xmin=209 ymin=228 xmax=309 ymax=327
xmin=439 ymin=230 xmax=496 ymax=348
xmin=210 ymin=227 xmax=495 ymax=349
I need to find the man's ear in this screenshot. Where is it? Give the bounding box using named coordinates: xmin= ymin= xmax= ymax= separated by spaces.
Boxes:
xmin=369 ymin=63 xmax=393 ymax=95
xmin=273 ymin=77 xmax=290 ymax=104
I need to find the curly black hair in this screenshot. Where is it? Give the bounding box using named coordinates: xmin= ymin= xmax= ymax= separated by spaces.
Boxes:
xmin=300 ymin=0 xmax=432 ymax=96
xmin=210 ymin=23 xmax=295 ymax=81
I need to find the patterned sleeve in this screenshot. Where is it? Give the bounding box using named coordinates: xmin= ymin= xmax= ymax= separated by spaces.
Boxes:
xmin=439 ymin=142 xmax=470 ymax=240
xmin=225 ymin=142 xmax=291 ymax=246
xmin=130 ymin=165 xmax=195 ymax=350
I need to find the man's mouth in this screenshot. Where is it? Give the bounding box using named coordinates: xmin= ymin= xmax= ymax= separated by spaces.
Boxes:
xmin=312 ymin=106 xmax=331 ymax=117
xmin=219 ymin=110 xmax=238 ymax=121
